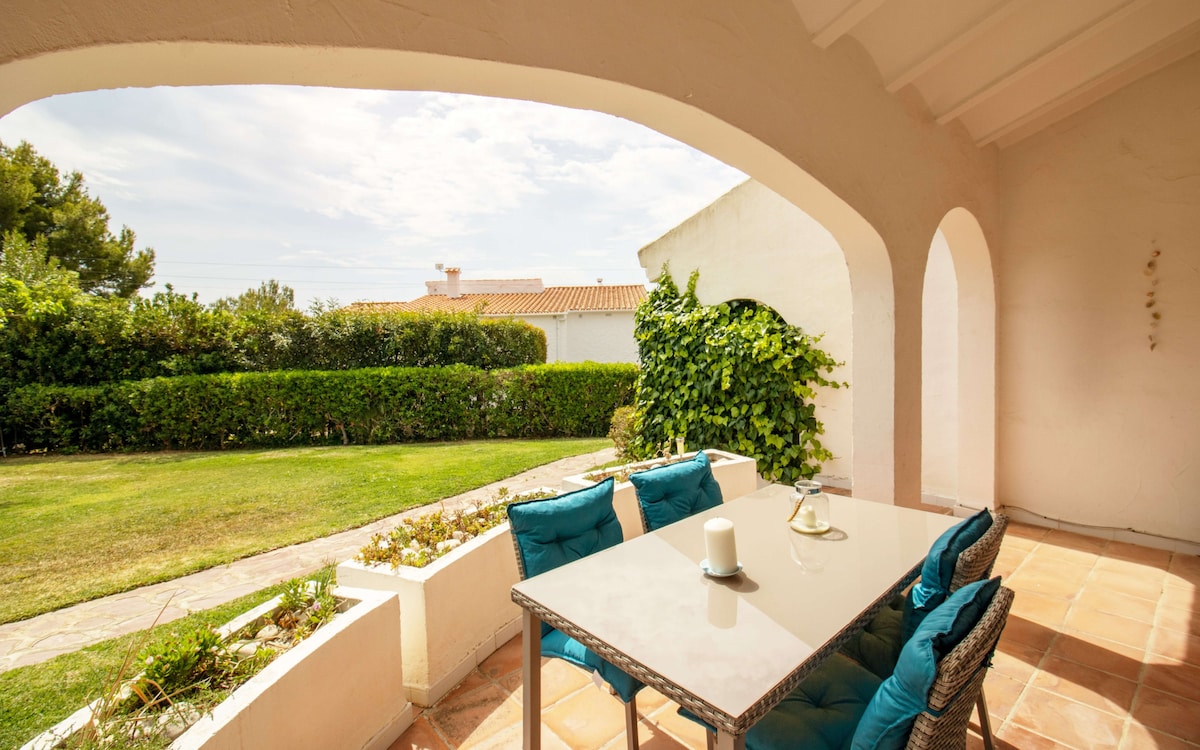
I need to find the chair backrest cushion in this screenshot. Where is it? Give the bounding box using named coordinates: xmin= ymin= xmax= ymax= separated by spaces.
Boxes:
xmin=507 ymin=477 xmax=623 ymax=580
xmin=629 ymin=450 xmax=723 ymax=531
xmin=901 ymin=509 xmax=993 ymax=641
xmin=851 ymin=577 xmax=1002 ymax=750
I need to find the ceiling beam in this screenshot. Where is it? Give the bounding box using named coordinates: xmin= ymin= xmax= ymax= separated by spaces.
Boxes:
xmin=885 ymin=0 xmax=1029 ymax=93
xmin=980 ymin=21 xmax=1200 ymax=146
xmin=813 ymin=0 xmax=890 ymax=49
xmin=935 ymin=0 xmax=1148 ymax=124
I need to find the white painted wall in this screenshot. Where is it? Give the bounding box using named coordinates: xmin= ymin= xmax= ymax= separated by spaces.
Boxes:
xmin=511 ymin=312 xmax=638 ymax=364
xmin=997 ymin=53 xmax=1200 ymax=545
xmin=922 ymin=231 xmax=958 ymax=506
xmin=639 ymin=180 xmax=854 ymax=487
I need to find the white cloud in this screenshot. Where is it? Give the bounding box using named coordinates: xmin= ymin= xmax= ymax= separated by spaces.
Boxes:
xmin=0 ymin=85 xmax=744 ymax=303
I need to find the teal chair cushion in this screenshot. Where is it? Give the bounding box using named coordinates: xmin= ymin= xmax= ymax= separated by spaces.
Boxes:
xmin=630 ymin=450 xmax=724 ymax=531
xmin=679 ymin=654 xmax=881 ymax=750
xmin=851 ymin=577 xmax=1002 ymax=750
xmin=542 ymin=629 xmax=642 ymax=703
xmin=840 ymin=603 xmax=904 ymax=679
xmin=902 ymin=510 xmax=993 ymax=641
xmin=507 ymin=477 xmax=623 ymax=580
xmin=745 ymin=654 xmax=882 ymax=750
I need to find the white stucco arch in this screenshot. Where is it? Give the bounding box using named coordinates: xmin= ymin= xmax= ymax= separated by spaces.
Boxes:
xmin=931 ymin=208 xmax=996 ymax=510
xmin=3 ymin=0 xmax=1008 ymax=505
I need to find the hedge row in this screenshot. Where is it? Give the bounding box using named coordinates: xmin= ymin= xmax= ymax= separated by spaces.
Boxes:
xmin=0 ymin=290 xmax=547 ymax=390
xmin=3 ymin=363 xmax=637 ymax=453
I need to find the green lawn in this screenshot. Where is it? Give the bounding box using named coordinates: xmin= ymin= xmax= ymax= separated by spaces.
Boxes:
xmin=0 ymin=577 xmax=300 ymax=750
xmin=0 ymin=438 xmax=607 ymax=624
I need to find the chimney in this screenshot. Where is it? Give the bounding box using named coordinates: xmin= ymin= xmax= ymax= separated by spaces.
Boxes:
xmin=445 ymin=267 xmax=461 ymax=299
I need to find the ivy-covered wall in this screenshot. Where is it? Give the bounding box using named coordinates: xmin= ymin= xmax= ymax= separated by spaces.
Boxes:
xmin=630 ymin=270 xmax=845 ymax=483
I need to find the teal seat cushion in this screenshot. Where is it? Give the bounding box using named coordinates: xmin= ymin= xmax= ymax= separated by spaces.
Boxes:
xmin=840 ymin=604 xmax=904 ymax=679
xmin=851 ymin=577 xmax=1002 ymax=750
xmin=507 ymin=477 xmax=623 ymax=580
xmin=902 ymin=510 xmax=993 ymax=641
xmin=745 ymin=654 xmax=882 ymax=750
xmin=679 ymin=654 xmax=881 ymax=750
xmin=630 ymin=450 xmax=723 ymax=532
xmin=542 ymin=629 xmax=642 ymax=703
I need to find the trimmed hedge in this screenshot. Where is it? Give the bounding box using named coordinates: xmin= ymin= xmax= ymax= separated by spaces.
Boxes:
xmin=3 ymin=363 xmax=637 ymax=453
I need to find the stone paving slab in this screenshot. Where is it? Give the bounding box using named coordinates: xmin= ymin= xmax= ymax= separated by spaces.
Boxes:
xmin=0 ymin=447 xmax=616 ymax=673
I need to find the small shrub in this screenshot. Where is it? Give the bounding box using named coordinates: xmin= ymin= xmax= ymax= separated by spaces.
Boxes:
xmin=357 ymin=487 xmax=556 ymax=569
xmin=607 ymin=405 xmax=637 ymax=462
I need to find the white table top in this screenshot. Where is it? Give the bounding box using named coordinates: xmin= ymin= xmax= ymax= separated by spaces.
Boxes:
xmin=511 ymin=484 xmax=959 ymax=734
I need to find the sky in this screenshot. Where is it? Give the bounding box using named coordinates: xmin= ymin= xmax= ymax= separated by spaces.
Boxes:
xmin=0 ymin=85 xmax=746 ymax=307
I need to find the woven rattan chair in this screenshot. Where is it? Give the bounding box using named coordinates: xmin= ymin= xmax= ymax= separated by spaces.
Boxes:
xmin=686 ymin=582 xmax=1014 ymax=750
xmin=947 ymin=513 xmax=1008 ymax=750
xmin=842 ymin=512 xmax=1009 ymax=749
xmin=507 ymin=481 xmax=644 ymax=749
xmin=906 ymin=585 xmax=1014 ymax=750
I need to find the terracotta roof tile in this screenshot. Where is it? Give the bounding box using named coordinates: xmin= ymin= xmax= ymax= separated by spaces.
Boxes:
xmin=347 ymin=284 xmax=646 ymax=315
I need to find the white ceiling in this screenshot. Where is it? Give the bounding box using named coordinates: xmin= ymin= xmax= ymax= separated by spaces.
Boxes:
xmin=790 ymin=0 xmax=1200 ymax=148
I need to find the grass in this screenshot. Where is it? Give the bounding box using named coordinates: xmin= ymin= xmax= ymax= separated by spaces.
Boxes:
xmin=0 ymin=438 xmax=607 ymax=624
xmin=0 ymin=575 xmax=308 ymax=750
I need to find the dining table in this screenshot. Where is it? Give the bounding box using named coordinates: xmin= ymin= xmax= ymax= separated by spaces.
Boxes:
xmin=510 ymin=483 xmax=961 ymax=749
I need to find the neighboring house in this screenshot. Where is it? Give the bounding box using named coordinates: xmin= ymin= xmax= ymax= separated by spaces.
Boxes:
xmin=347 ymin=268 xmax=646 ymax=364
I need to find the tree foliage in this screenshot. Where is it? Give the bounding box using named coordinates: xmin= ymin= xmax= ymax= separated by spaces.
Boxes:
xmin=0 ymin=139 xmax=155 ymax=297
xmin=630 ymin=268 xmax=846 ymax=483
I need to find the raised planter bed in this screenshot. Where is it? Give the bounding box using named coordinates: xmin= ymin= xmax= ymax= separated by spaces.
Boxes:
xmin=336 ymin=489 xmax=555 ymax=707
xmin=561 ymin=449 xmax=759 ymax=539
xmin=24 ymin=586 xmax=411 ymax=750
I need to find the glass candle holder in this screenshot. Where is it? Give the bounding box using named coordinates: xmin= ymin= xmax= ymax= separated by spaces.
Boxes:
xmin=789 ymin=479 xmax=830 ymax=534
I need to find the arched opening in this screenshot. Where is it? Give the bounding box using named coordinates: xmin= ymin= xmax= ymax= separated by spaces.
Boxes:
xmin=921 ymin=208 xmax=996 ymax=510
xmin=2 ymin=40 xmax=897 ymax=502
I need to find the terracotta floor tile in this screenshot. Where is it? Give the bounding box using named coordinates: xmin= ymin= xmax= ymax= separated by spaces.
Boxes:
xmin=995 ymin=723 xmax=1075 ymax=750
xmin=1096 ymin=555 xmax=1167 ymax=579
xmin=992 ymin=547 xmax=1029 ymax=578
xmin=1005 ymin=522 xmax=1050 ymax=543
xmin=478 ymin=635 xmax=524 ymax=680
xmin=1010 ymin=687 xmax=1126 ymax=748
xmin=1007 ymin=562 xmax=1090 ymax=600
xmin=1065 ymin=607 xmax=1153 ymax=650
xmin=1047 ymin=629 xmax=1146 ymax=681
xmin=1120 ymin=721 xmax=1200 ymax=750
xmin=644 ymin=703 xmax=709 ymax=750
xmin=1142 ymin=661 xmax=1200 ymax=703
xmin=1168 ymin=555 xmax=1200 ymax=587
xmin=1043 ymin=529 xmax=1109 ymax=555
xmin=428 ymin=683 xmax=524 ymax=748
xmin=458 ymin=721 xmax=572 ymax=750
xmin=1090 ymin=567 xmax=1168 ymax=602
xmin=502 ymin=657 xmax=593 ymax=708
xmin=1011 ymin=590 xmax=1072 ymax=627
xmin=1031 ymin=655 xmax=1138 ymax=715
xmin=1000 ymin=613 xmax=1059 ymax=652
xmin=981 ymin=671 xmax=1029 ymax=722
xmin=1105 ymin=540 xmax=1173 ymax=569
xmin=1149 ymin=627 xmax=1200 ymax=667
xmin=1161 ymin=582 xmax=1195 ymax=612
xmin=1035 ymin=540 xmax=1101 ymax=567
xmin=634 ymin=687 xmax=672 ymax=714
xmin=1076 ymin=586 xmax=1159 ymax=625
xmin=1131 ymin=687 xmax=1200 ymax=743
xmin=387 ymin=716 xmax=451 ymax=750
xmin=991 ymin=639 xmax=1046 ymax=682
xmin=540 ymin=682 xmax=631 ymax=749
xmin=1157 ymin=603 xmax=1200 ymax=638
xmin=440 ymin=670 xmax=491 ymax=706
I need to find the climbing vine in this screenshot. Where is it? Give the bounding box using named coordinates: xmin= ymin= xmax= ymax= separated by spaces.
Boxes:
xmin=629 ymin=268 xmax=846 ymax=483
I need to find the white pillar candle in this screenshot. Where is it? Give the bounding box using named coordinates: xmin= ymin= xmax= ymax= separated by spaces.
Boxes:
xmin=704 ymin=517 xmax=738 ymax=574
xmin=797 ymin=503 xmax=817 ymax=529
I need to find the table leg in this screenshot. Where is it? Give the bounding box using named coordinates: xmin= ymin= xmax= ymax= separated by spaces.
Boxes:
xmin=715 ymin=730 xmax=745 ymax=750
xmin=522 ymin=609 xmax=542 ymax=750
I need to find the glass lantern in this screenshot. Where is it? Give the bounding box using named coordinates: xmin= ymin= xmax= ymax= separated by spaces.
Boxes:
xmin=789 ymin=479 xmax=830 ymax=534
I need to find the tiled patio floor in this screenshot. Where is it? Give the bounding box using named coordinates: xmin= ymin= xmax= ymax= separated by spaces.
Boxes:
xmin=388 ymin=522 xmax=1200 ymax=750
